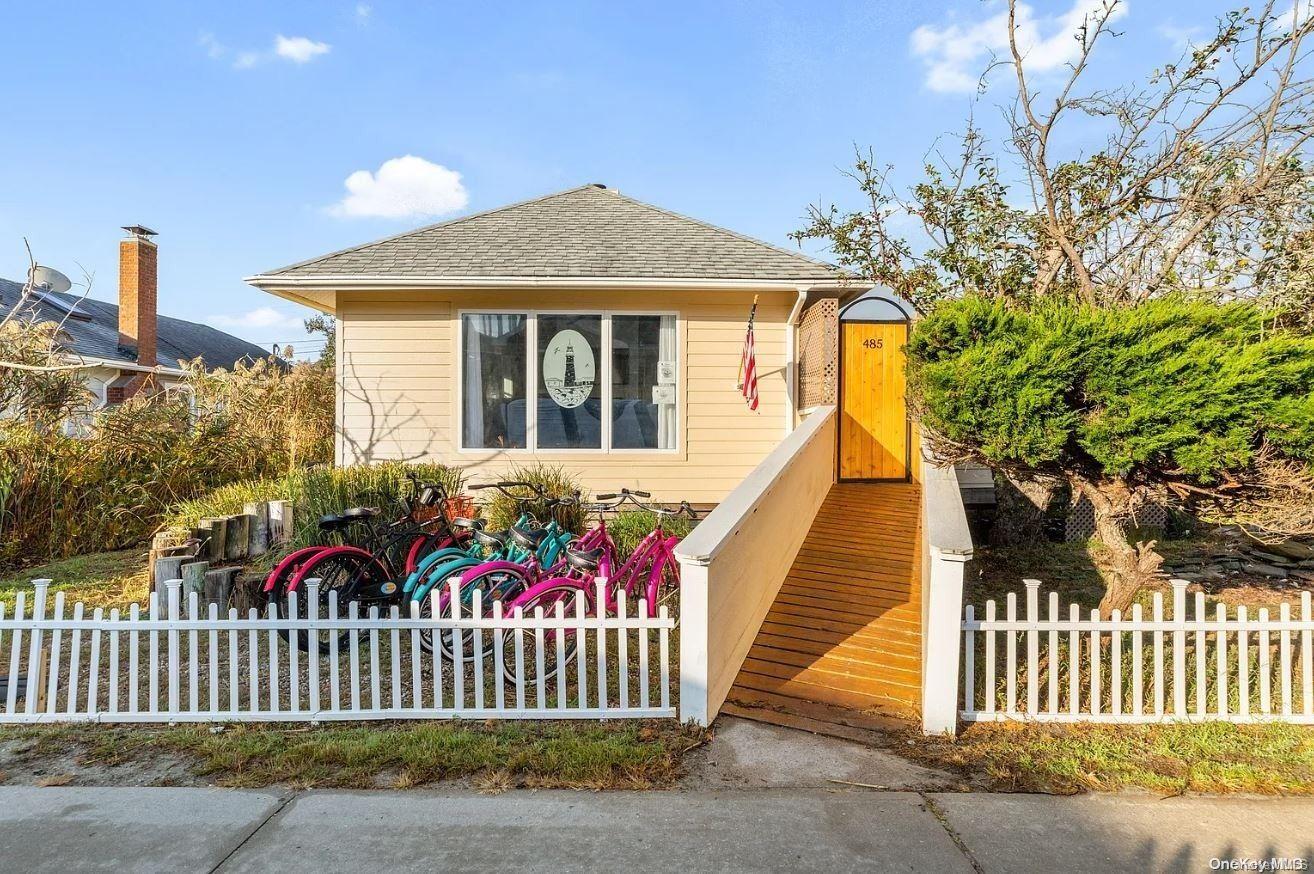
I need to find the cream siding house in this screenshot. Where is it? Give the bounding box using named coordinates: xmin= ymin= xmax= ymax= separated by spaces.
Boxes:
xmin=248 ymin=184 xmax=848 ymax=503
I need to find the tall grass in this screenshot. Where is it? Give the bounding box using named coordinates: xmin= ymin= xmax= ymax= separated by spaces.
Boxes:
xmin=605 ymin=510 xmax=695 ymax=555
xmin=167 ymin=462 xmax=464 ymax=553
xmin=482 ymin=464 xmax=588 ymax=532
xmin=0 ymin=355 xmax=334 ymax=567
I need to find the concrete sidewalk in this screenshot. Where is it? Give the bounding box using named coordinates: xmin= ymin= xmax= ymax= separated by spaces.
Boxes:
xmin=1 ymin=786 xmax=1312 ymax=873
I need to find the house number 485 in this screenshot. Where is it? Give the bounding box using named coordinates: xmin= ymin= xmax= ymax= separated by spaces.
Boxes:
xmin=862 ymin=338 xmax=884 ymax=349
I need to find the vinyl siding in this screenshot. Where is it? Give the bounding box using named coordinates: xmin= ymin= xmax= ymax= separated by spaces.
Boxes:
xmin=334 ymin=289 xmax=796 ymax=504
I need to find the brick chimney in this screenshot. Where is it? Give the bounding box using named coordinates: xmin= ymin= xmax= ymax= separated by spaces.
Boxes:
xmin=118 ymin=225 xmax=158 ymax=366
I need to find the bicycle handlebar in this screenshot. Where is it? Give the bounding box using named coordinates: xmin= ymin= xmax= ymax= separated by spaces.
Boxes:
xmin=468 ymin=481 xmax=543 ymax=497
xmin=587 ymin=490 xmax=700 ymax=519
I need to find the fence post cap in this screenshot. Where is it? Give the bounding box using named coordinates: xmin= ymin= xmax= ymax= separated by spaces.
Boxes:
xmin=1168 ymin=578 xmax=1190 ymax=590
xmin=165 ymin=578 xmax=183 ymax=589
xmin=1022 ymin=578 xmax=1041 ymax=589
xmin=31 ymin=578 xmax=51 ymax=587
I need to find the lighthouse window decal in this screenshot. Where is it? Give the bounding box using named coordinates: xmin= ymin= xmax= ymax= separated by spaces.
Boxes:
xmin=542 ymin=328 xmax=596 ymax=409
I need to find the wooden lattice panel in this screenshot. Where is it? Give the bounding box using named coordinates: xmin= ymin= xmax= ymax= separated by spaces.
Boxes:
xmin=798 ymin=299 xmax=838 ymax=408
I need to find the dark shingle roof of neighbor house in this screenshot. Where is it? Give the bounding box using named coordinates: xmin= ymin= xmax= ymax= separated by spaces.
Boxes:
xmin=0 ymin=278 xmax=273 ymax=371
xmin=260 ymin=183 xmax=838 ymax=282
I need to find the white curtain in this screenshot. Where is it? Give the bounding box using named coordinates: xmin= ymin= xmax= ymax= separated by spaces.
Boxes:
xmin=462 ymin=314 xmax=524 ymax=447
xmin=462 ymin=316 xmax=485 ymax=447
xmin=658 ymin=315 xmax=676 ymax=450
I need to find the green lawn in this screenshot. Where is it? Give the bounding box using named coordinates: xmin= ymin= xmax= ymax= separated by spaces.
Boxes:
xmin=0 ymin=548 xmax=149 ymax=610
xmin=904 ymin=720 xmax=1314 ymax=795
xmin=1 ymin=720 xmax=707 ymax=791
xmin=951 ymin=538 xmax=1314 ymax=794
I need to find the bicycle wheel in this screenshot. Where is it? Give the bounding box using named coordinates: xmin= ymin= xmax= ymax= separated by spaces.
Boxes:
xmin=410 ymin=556 xmax=482 ymax=654
xmin=645 ymin=550 xmax=681 ymax=613
xmin=261 ymin=546 xmax=326 ymax=607
xmin=274 ymin=551 xmax=374 ymax=655
xmin=430 ymin=566 xmax=524 ymax=662
xmin=500 ymin=582 xmax=583 ymax=688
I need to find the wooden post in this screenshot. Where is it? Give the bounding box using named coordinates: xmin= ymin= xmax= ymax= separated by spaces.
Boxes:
xmin=147 ymin=532 xmax=169 ymax=575
xmin=191 ymin=521 xmax=211 ymax=556
xmin=230 ymin=571 xmax=262 ymax=613
xmin=153 ymin=556 xmax=184 ymax=599
xmin=245 ymin=502 xmax=270 ymax=556
xmin=224 ymin=515 xmax=250 ymax=561
xmin=269 ymin=500 xmax=293 ymax=545
xmin=202 ymin=518 xmax=227 ymax=562
xmin=181 ymin=561 xmax=209 ymax=600
xmin=203 ymin=567 xmax=239 ymax=610
xmin=35 ymin=643 xmax=50 ymax=713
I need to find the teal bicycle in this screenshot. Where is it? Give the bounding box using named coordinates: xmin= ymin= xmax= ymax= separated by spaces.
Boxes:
xmin=406 ymin=482 xmax=576 ymax=653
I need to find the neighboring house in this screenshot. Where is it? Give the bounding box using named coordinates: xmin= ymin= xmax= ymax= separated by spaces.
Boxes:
xmin=247 ymin=183 xmax=854 ymax=504
xmin=1 ymin=225 xmax=274 ymax=417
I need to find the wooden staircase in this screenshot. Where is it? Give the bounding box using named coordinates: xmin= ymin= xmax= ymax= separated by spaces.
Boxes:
xmin=727 ymin=482 xmax=923 ymax=717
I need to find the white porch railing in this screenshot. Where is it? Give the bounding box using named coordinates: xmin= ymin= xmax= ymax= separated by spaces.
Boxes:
xmin=962 ymin=580 xmax=1314 ymax=724
xmin=675 ymin=406 xmax=837 ymax=725
xmin=0 ymin=578 xmax=675 ymax=723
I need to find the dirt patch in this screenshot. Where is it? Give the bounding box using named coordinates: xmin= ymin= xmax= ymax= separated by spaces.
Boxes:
xmin=0 ymin=732 xmax=202 ymax=787
xmin=0 ymin=720 xmax=706 ymax=791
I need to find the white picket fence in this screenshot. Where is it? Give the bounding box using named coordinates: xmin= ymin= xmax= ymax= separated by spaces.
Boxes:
xmin=0 ymin=578 xmax=675 ymax=724
xmin=962 ymin=579 xmax=1314 ymax=724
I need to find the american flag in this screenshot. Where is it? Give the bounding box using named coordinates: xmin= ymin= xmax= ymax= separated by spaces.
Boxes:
xmin=737 ymin=297 xmax=759 ymax=411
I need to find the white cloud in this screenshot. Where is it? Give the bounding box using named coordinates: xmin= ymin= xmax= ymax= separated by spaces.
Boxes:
xmin=1157 ymin=21 xmax=1205 ymax=52
xmin=356 ymin=3 xmax=373 ymax=21
xmin=327 ymin=155 xmax=470 ymax=219
xmin=198 ymin=32 xmax=225 ymax=59
xmin=209 ymin=307 xmax=304 ymax=330
xmin=910 ymin=0 xmax=1128 ymax=94
xmin=205 ymin=33 xmax=331 ymax=69
xmin=274 ymin=35 xmax=331 ymax=64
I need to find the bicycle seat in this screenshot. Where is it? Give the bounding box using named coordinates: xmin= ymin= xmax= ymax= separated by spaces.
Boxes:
xmin=317 ymin=513 xmax=348 ymax=532
xmin=452 ymin=517 xmax=485 ymax=530
xmin=510 ymin=526 xmax=549 ymax=551
xmin=564 ymin=546 xmax=604 ymax=573
xmin=341 ymin=506 xmax=379 ymax=521
xmin=474 ymin=528 xmax=508 ymax=548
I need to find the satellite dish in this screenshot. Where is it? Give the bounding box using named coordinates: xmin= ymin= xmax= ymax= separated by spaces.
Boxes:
xmin=30 ymin=265 xmax=73 ymax=295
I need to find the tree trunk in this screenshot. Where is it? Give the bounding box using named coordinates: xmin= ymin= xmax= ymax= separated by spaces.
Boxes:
xmin=990 ymin=472 xmax=1058 ymax=547
xmin=1072 ymin=476 xmax=1163 ymax=614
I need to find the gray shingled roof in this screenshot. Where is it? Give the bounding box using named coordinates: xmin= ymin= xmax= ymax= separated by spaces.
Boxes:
xmin=261 ymin=184 xmax=836 ymax=281
xmin=0 ymin=279 xmax=274 ymax=371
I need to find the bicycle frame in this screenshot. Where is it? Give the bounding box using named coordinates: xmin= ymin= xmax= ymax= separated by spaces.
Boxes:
xmin=286 ymin=523 xmax=457 ymax=594
xmin=412 ymin=522 xmax=576 ymax=606
xmin=507 ymin=527 xmax=677 ymax=619
xmin=401 ymin=511 xmax=533 ymax=597
xmin=264 ymin=473 xmax=460 ymax=596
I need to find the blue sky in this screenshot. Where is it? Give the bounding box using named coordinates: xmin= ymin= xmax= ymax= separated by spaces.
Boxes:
xmin=0 ymin=0 xmax=1229 ymax=358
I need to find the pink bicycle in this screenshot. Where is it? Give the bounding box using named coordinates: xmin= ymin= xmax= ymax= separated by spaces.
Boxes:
xmin=496 ymin=490 xmax=698 ymax=684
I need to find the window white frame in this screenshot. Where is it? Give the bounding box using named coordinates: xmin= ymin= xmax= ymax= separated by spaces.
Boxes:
xmin=456 ymin=308 xmax=680 ymax=455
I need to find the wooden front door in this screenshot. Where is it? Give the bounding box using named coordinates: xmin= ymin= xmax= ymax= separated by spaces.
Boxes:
xmin=839 ymin=321 xmax=910 ymax=481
